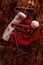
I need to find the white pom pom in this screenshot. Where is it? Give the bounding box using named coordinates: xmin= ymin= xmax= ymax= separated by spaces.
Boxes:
xmin=31 ymin=20 xmax=39 ymax=28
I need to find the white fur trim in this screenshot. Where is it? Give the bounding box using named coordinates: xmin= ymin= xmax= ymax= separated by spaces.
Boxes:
xmin=11 ymin=12 xmax=26 ymax=24
xmin=2 ymin=12 xmax=26 ymax=41
xmin=2 ymin=23 xmax=15 ymax=41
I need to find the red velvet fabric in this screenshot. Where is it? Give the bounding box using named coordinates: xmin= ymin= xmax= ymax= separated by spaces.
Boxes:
xmin=9 ymin=18 xmax=40 ymax=46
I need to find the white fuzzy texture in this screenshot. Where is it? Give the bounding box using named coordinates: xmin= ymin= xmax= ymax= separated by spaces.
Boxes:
xmin=2 ymin=12 xmax=26 ymax=41
xmin=31 ymin=20 xmax=39 ymax=29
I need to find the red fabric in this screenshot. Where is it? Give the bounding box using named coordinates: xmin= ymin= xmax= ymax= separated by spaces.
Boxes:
xmin=9 ymin=18 xmax=40 ymax=46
